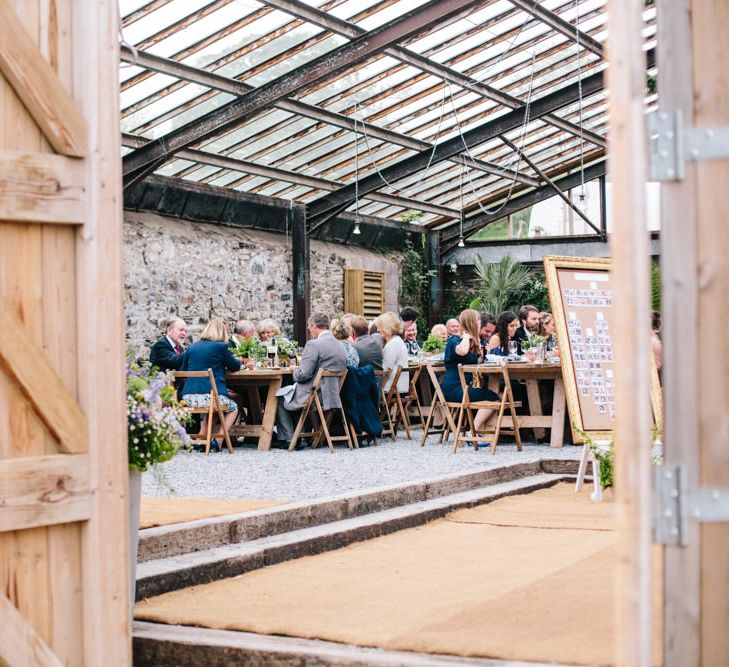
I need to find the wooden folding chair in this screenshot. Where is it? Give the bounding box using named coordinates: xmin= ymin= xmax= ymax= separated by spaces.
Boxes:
xmin=453 ymin=364 xmax=522 ymax=454
xmin=420 ymin=363 xmax=460 ymax=447
xmin=405 ymin=364 xmax=425 ymax=429
xmin=173 ymin=369 xmax=234 ymax=455
xmin=288 ymin=369 xmax=353 ymax=452
xmin=382 ymin=365 xmax=412 ymax=440
xmin=374 ymin=368 xmax=395 ymax=441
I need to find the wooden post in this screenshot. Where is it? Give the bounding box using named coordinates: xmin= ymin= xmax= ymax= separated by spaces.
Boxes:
xmin=0 ymin=1 xmax=130 ymax=665
xmin=427 ymin=231 xmax=442 ymax=326
xmin=607 ymin=0 xmax=653 ymax=665
xmin=292 ymin=203 xmax=310 ymax=343
xmin=657 ymin=1 xmax=701 ymax=665
xmin=692 ymin=2 xmax=729 ymax=664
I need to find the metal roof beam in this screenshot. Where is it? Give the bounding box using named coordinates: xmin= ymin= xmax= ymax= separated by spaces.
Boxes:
xmin=261 ymin=0 xmax=606 ymax=148
xmin=121 ymin=134 xmax=460 ymax=219
xmin=507 ymin=0 xmax=604 ymax=58
xmin=440 ymin=160 xmax=606 ymax=252
xmin=120 ymin=46 xmax=538 ymax=187
xmin=121 ymin=0 xmax=485 ymax=187
xmin=498 ymin=135 xmax=600 ymax=234
xmin=307 ymin=69 xmax=606 ymax=222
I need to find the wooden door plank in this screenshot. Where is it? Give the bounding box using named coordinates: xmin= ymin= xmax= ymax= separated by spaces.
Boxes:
xmin=693 ymin=2 xmax=729 ymax=663
xmin=73 ymin=3 xmax=132 ymax=663
xmin=607 ymin=0 xmax=654 ymax=665
xmin=0 ymin=300 xmax=87 ymax=454
xmin=0 ymin=149 xmax=85 ymax=224
xmin=0 ymin=454 xmax=90 ymax=531
xmin=0 ymin=593 xmax=63 ymax=667
xmin=0 ymin=0 xmax=86 ymax=157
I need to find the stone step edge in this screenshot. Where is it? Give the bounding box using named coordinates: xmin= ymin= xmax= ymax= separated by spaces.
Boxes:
xmin=133 ymin=619 xmax=574 ymax=667
xmin=139 ymin=457 xmax=581 ymax=563
xmin=136 ymin=473 xmax=566 ymax=600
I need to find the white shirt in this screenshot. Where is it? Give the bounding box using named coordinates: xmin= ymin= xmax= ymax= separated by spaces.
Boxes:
xmin=382 ymin=335 xmax=409 ymax=394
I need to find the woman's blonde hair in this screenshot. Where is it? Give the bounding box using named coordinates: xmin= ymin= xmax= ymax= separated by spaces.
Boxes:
xmin=201 ymin=317 xmax=228 ymax=342
xmin=538 ymin=312 xmax=554 ymax=337
xmin=374 ymin=311 xmax=402 ymax=339
xmin=256 ymin=318 xmax=281 ymax=337
xmin=330 ymin=318 xmax=351 ymax=341
xmin=430 ymin=323 xmax=447 ymax=339
xmin=458 ymin=309 xmax=481 ymax=355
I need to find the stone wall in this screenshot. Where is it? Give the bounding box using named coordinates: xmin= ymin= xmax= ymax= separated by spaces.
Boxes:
xmin=124 ymin=211 xmax=402 ymax=354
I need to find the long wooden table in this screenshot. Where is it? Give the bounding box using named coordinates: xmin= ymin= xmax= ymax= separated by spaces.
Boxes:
xmin=226 ymin=368 xmax=292 ymax=451
xmin=472 ymin=361 xmax=567 ymax=448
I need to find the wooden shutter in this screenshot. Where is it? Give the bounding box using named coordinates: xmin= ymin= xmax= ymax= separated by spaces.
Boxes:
xmin=345 ymin=269 xmax=385 ymax=318
xmin=0 ymin=1 xmax=130 ymax=665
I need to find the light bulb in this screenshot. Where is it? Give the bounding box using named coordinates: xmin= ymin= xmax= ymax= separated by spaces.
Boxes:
xmin=353 ymin=217 xmax=361 ymax=235
xmin=457 ymin=236 xmax=465 ymax=247
xmin=576 ymin=189 xmax=588 ymax=213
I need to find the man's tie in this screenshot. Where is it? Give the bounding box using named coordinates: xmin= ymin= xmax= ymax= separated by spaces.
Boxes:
xmin=175 ymin=344 xmax=182 ymax=355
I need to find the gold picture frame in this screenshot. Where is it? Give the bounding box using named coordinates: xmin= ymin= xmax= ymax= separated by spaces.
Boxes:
xmin=543 ymin=255 xmax=663 ymax=443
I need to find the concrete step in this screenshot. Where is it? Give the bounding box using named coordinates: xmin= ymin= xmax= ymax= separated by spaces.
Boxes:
xmin=134 ymin=620 xmax=568 ymax=667
xmin=139 ymin=458 xmax=581 ymax=563
xmin=136 ymin=472 xmax=567 ymax=600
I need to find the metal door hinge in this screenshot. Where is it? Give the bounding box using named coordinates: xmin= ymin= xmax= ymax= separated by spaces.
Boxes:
xmin=648 ymin=110 xmax=729 ymax=181
xmin=653 ymin=465 xmax=729 ymax=545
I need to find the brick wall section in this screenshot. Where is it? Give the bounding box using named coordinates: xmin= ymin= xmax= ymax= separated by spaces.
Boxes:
xmin=124 ymin=211 xmax=403 ymax=354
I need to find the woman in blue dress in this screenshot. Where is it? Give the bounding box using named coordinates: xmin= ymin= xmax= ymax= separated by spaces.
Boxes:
xmin=487 ymin=311 xmax=519 ymax=356
xmin=440 ymin=309 xmax=499 ymax=433
xmin=181 ymin=317 xmax=242 ymax=438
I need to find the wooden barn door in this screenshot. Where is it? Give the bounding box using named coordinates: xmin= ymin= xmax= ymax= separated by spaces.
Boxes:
xmin=0 ymin=1 xmax=130 ymax=665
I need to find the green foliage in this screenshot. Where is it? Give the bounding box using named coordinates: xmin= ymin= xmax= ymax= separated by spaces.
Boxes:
xmin=398 ymin=229 xmax=435 ymax=334
xmin=511 ymin=270 xmax=551 ymax=314
xmin=422 ymin=334 xmax=446 ymax=353
xmin=650 ymin=260 xmax=661 ymax=312
xmin=574 ymin=425 xmax=615 ymax=489
xmin=469 ymin=255 xmax=531 ymax=315
xmin=469 ymin=207 xmax=532 ymax=241
xmin=522 ymin=333 xmax=547 ymax=350
xmin=444 ymin=290 xmax=478 ymax=322
xmin=646 ymin=73 xmax=657 ymax=95
xmin=234 ymin=336 xmax=268 ymax=360
xmin=126 ymin=360 xmax=190 ymax=472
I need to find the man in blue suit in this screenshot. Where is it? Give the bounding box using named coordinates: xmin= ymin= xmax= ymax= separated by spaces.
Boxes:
xmin=149 ymin=316 xmax=187 ymax=371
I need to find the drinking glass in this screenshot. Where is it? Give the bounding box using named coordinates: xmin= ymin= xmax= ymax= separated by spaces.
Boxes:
xmin=508 ymin=340 xmax=518 ymax=356
xmin=267 ymin=344 xmax=277 ymax=367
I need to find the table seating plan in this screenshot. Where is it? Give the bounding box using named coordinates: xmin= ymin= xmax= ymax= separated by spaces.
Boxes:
xmin=543 ymin=255 xmax=662 ymax=442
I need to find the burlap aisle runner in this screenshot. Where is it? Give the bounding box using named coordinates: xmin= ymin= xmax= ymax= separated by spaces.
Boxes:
xmin=140 ymin=497 xmax=285 ymax=529
xmin=136 ymin=483 xmax=662 ymax=666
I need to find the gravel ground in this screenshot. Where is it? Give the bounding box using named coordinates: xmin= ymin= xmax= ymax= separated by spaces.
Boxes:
xmin=142 ymin=433 xmax=583 ymax=502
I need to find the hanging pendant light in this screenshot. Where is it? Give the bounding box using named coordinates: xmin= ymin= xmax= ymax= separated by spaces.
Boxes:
xmin=457 ymin=235 xmax=465 ymax=247
xmin=353 ymin=216 xmax=361 ymax=234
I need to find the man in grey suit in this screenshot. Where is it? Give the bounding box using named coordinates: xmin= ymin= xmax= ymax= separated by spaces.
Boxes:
xmin=275 ymin=311 xmax=347 ymax=447
xmin=350 ymin=315 xmax=383 ymax=370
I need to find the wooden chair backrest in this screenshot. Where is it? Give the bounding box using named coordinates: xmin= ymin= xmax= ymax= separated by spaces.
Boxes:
xmin=172 ymin=369 xmax=219 ymax=408
xmin=310 ymin=368 xmax=348 ymax=393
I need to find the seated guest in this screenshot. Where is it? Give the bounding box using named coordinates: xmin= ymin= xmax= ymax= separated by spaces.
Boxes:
xmin=515 ymin=304 xmax=540 ymax=354
xmin=375 ymin=312 xmax=409 ymax=394
xmin=275 ymin=312 xmax=346 ymax=447
xmin=399 ymin=306 xmax=419 ymax=332
xmin=651 ymin=310 xmax=662 ymax=372
xmin=150 ymin=316 xmax=187 ymax=371
xmin=331 ymin=318 xmax=360 ymax=367
xmin=430 ymin=323 xmax=448 ymax=342
xmin=538 ymin=312 xmax=558 ymax=352
xmin=229 ymin=319 xmax=255 ymax=349
xmin=487 ymin=311 xmax=519 ymax=356
xmin=446 ymin=318 xmax=461 ymax=338
xmin=440 ymin=309 xmax=499 ymax=433
xmin=257 ymin=318 xmax=281 ymax=342
xmin=351 ymin=315 xmax=383 ymax=370
xmin=479 ymin=312 xmax=497 ymax=357
xmin=180 ymin=317 xmax=241 ymax=439
xmin=403 ymin=320 xmax=421 ymax=356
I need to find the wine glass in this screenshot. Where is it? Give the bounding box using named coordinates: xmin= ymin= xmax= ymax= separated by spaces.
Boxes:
xmin=508 ymin=340 xmax=518 ymax=357
xmin=266 ymin=344 xmax=277 ymax=367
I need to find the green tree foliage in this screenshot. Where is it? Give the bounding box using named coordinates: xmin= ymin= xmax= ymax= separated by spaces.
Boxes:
xmin=468 ymin=255 xmax=531 ymax=315
xmin=512 ymin=270 xmax=551 ymax=313
xmin=650 ymin=260 xmax=661 ymax=312
xmin=398 ymin=216 xmax=433 ymax=334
